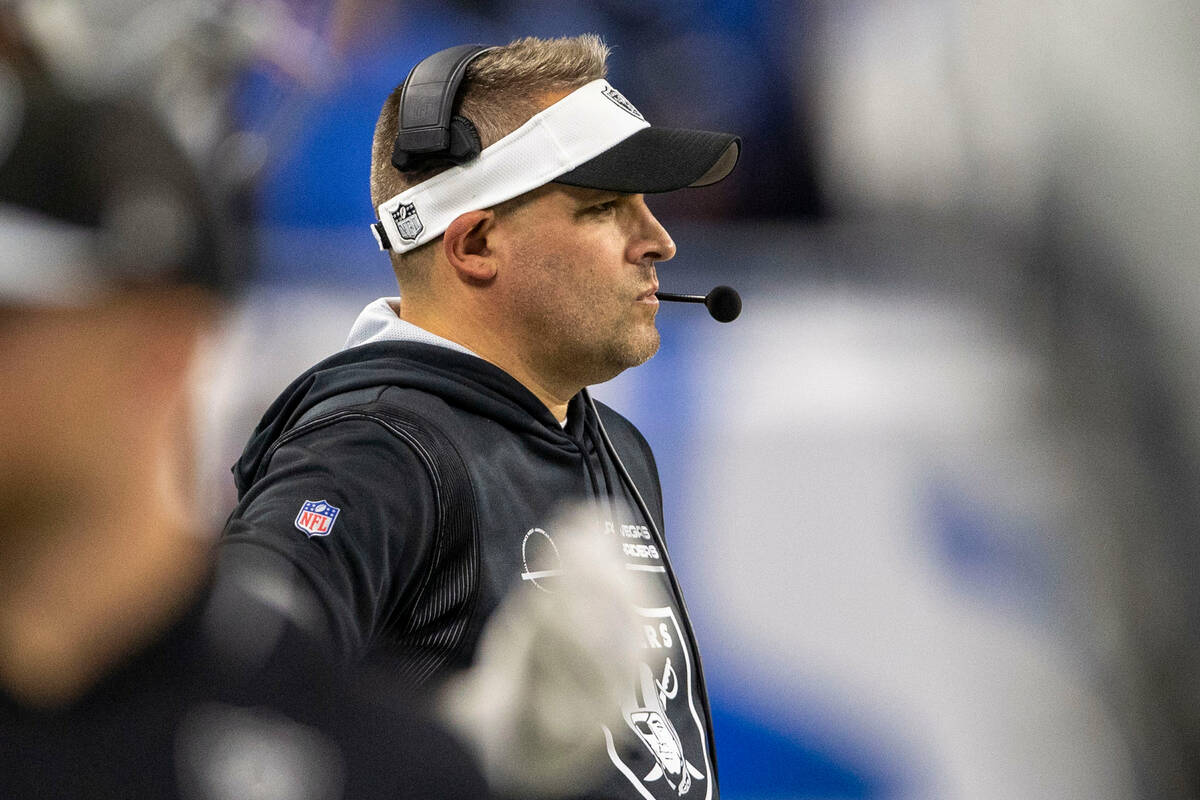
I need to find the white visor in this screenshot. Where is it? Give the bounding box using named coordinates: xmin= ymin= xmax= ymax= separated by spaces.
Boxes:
xmin=372 ymin=79 xmax=649 ymax=254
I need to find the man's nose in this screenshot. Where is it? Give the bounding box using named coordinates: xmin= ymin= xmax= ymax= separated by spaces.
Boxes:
xmin=629 ymin=196 xmax=676 ymax=264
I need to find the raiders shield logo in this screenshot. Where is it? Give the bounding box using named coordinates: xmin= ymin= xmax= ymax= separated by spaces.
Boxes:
xmin=603 ymin=606 xmax=711 ymax=799
xmin=601 ymin=85 xmax=645 ymax=121
xmin=391 ymin=202 xmax=424 ymax=241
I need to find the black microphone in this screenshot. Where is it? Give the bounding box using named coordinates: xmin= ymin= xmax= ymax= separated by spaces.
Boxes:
xmin=655 ymin=285 xmax=742 ymax=323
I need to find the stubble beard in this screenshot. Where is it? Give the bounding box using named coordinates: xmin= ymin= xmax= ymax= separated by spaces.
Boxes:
xmin=534 ymin=303 xmax=660 ymax=389
xmin=517 ymin=277 xmax=661 ymax=390
xmin=603 ymin=315 xmax=660 ymax=373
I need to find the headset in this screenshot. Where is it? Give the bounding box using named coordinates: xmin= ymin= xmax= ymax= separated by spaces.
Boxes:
xmin=380 ymin=43 xmax=743 ymax=326
xmin=370 ymin=43 xmax=496 ymax=250
xmin=390 ymin=43 xmax=496 ymax=173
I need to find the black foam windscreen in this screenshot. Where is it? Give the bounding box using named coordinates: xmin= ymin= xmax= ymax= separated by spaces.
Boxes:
xmin=704 ymin=285 xmax=742 ymax=323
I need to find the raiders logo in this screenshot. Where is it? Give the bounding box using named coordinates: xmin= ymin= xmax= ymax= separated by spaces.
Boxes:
xmin=603 ymin=607 xmax=711 ymax=799
xmin=601 ymin=85 xmax=645 ymax=121
xmin=391 ymin=202 xmax=424 ymax=241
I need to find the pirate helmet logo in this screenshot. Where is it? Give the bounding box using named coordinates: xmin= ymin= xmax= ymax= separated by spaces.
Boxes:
xmin=624 ymin=659 xmax=705 ymax=796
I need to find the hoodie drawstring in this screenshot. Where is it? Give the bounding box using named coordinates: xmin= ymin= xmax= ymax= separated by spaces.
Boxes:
xmin=581 ymin=399 xmax=623 ymax=526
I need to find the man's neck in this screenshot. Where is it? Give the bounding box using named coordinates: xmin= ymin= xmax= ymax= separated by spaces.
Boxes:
xmin=397 ymin=300 xmax=576 ymax=422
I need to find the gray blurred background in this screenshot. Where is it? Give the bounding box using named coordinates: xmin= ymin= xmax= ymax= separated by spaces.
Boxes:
xmin=27 ymin=0 xmax=1198 ymax=797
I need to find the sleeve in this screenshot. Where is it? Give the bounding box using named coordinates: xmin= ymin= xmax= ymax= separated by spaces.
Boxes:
xmin=218 ymin=417 xmax=439 ymax=660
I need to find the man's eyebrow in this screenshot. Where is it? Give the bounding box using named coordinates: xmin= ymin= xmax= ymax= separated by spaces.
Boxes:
xmin=574 ymin=190 xmax=626 ymax=205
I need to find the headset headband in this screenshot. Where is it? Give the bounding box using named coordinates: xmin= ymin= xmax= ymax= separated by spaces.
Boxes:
xmin=391 ymin=43 xmax=495 ymax=172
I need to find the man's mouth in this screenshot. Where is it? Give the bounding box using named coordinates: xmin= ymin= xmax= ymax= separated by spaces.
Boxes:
xmin=636 ymin=283 xmax=660 ymax=303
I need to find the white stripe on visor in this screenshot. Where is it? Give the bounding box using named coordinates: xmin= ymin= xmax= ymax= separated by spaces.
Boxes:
xmin=0 ymin=205 xmax=106 ymax=305
xmin=373 ymin=79 xmax=650 ymax=253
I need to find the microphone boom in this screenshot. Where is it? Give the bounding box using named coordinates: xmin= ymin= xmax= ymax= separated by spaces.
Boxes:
xmin=655 ymin=286 xmax=742 ymax=323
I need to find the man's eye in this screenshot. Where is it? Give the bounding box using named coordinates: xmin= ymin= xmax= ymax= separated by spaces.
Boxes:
xmin=591 ymin=200 xmax=618 ymax=213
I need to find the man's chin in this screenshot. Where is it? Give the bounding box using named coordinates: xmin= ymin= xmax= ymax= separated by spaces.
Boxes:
xmin=631 ymin=334 xmax=660 ymax=368
xmin=612 ymin=328 xmax=661 ymax=372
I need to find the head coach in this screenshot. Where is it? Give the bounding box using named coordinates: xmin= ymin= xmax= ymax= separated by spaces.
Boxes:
xmin=220 ymin=34 xmax=740 ymax=799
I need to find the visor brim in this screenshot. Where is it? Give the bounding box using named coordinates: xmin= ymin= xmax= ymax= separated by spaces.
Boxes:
xmin=554 ymin=127 xmax=741 ymax=194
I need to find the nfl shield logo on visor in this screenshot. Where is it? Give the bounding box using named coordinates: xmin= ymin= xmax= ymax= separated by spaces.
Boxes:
xmin=392 ymin=202 xmax=424 ymax=242
xmin=295 ymin=500 xmax=340 ymax=537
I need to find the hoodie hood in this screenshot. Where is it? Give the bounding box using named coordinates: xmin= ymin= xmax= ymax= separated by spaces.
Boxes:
xmin=343 ymin=297 xmax=481 ymax=356
xmin=232 ymin=340 xmax=586 ymax=497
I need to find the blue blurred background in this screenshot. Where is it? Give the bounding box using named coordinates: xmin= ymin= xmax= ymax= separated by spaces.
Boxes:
xmin=184 ymin=1 xmax=1200 ymax=798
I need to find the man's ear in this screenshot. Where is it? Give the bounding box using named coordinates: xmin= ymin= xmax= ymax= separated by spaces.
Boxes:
xmin=443 ymin=210 xmax=498 ymax=285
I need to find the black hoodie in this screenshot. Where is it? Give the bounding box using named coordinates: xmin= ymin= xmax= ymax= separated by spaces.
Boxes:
xmin=221 ymin=340 xmax=719 ymax=800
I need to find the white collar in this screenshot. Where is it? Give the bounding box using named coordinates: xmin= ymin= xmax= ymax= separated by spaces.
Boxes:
xmin=344 ymin=297 xmax=568 ymax=428
xmin=343 ymin=297 xmax=481 ymax=358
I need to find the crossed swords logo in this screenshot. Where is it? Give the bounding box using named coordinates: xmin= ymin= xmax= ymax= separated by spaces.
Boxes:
xmin=623 ymin=658 xmax=706 ymax=796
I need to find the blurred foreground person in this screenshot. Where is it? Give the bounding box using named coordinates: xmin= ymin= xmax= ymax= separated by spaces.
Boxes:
xmin=0 ymin=27 xmax=489 ymax=800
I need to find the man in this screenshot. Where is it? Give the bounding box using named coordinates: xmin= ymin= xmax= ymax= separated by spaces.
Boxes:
xmin=0 ymin=16 xmax=489 ymax=799
xmin=221 ymin=34 xmax=740 ymax=799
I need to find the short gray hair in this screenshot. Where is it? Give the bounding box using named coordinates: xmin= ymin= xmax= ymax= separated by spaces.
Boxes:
xmin=369 ymin=34 xmax=610 ymax=288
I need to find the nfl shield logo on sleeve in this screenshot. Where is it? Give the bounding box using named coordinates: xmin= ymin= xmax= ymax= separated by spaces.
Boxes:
xmin=295 ymin=500 xmax=340 ymax=537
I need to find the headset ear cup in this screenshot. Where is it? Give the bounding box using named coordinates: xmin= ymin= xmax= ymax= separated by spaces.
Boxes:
xmin=446 ymin=115 xmax=483 ymax=163
xmin=391 ymin=142 xmax=419 ymax=172
xmin=388 ymin=44 xmax=493 ymax=174
xmin=391 ymin=116 xmax=482 ymax=172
